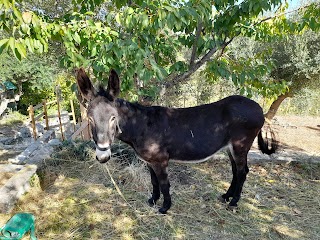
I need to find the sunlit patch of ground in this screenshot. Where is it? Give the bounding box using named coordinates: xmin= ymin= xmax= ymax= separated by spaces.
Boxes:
xmin=273 ymin=115 xmax=320 ymax=154
xmin=0 ymin=141 xmax=319 ymax=240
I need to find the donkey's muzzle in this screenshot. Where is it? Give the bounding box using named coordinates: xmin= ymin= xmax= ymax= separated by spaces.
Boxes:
xmin=95 ymin=145 xmax=111 ymax=163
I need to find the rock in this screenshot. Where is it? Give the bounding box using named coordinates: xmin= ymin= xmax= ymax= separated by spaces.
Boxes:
xmin=36 ymin=123 xmax=44 ymax=134
xmin=0 ymin=164 xmax=37 ymax=213
xmin=18 ymin=127 xmax=32 ymax=138
xmin=1 ymin=137 xmax=19 ymax=145
xmin=48 ymin=139 xmax=62 ymax=146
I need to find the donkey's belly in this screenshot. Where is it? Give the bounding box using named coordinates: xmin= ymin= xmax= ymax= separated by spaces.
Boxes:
xmin=167 ymin=141 xmax=228 ymax=163
xmin=170 ymin=153 xmax=219 ymax=163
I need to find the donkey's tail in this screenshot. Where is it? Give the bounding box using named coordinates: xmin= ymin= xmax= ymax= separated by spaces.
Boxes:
xmin=257 ymin=127 xmax=278 ymax=155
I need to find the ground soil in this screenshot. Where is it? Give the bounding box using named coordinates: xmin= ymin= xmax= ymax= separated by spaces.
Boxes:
xmin=272 ymin=115 xmax=320 ymax=154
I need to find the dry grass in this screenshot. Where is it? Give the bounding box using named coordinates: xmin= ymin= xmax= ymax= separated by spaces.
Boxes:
xmin=1 ymin=141 xmax=320 ymax=240
xmin=0 ymin=172 xmax=15 ymax=187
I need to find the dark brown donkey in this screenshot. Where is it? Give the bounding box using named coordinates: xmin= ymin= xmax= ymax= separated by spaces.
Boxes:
xmin=76 ymin=68 xmax=278 ymax=214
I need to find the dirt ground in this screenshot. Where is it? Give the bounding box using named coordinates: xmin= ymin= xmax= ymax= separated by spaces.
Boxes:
xmin=272 ymin=115 xmax=320 ymax=154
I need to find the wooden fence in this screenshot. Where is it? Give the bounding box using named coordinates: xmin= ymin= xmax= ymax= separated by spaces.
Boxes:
xmin=28 ymin=98 xmax=77 ymax=141
xmin=70 ymin=119 xmax=91 ymax=141
xmin=28 ymin=83 xmax=92 ymax=142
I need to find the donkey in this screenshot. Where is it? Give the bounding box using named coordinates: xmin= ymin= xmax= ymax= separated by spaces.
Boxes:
xmin=76 ymin=68 xmax=278 ymax=214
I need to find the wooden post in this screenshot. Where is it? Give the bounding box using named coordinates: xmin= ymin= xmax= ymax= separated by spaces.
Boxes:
xmin=80 ymin=103 xmax=90 ymax=140
xmin=70 ymin=99 xmax=76 ymax=132
xmin=28 ymin=105 xmax=37 ymax=140
xmin=57 ymin=98 xmax=65 ymax=141
xmin=56 ymin=86 xmax=65 ymax=141
xmin=78 ymin=117 xmax=84 ymax=140
xmin=70 ymin=120 xmax=89 ymax=140
xmin=43 ymin=99 xmax=49 ymax=130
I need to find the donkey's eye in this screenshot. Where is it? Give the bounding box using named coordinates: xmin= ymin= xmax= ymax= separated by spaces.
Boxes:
xmin=110 ymin=116 xmax=116 ymax=122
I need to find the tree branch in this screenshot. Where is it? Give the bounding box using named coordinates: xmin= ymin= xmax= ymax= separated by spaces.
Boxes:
xmin=189 ymin=20 xmax=203 ymax=68
xmin=253 ymin=3 xmax=316 ymax=27
xmin=166 ymin=38 xmax=234 ymax=88
xmin=164 ymin=3 xmax=316 ymax=89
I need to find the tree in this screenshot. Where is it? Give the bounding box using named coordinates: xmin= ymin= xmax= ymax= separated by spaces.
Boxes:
xmin=0 ymin=51 xmax=62 ymax=113
xmin=0 ymin=0 xmax=319 ymax=101
xmin=0 ymin=52 xmax=58 ymax=93
xmin=264 ymin=30 xmax=320 ymax=119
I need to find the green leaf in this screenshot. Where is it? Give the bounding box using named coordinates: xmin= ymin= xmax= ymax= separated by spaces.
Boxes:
xmin=105 ymin=42 xmax=114 ymax=51
xmin=73 ymin=32 xmax=81 ymax=44
xmin=115 ymin=13 xmax=121 ymax=24
xmin=91 ymin=45 xmax=97 ymax=57
xmin=113 ymin=47 xmax=122 ymax=58
xmin=309 ymin=17 xmax=317 ymax=30
xmin=15 ymin=42 xmax=27 ymax=59
xmin=185 ymin=7 xmax=198 ymax=19
xmin=92 ymin=61 xmax=104 ymax=72
xmin=85 ymin=11 xmax=95 ymax=15
xmin=71 ymin=83 xmax=78 ymax=93
xmin=141 ymin=14 xmax=149 ymax=28
xmin=2 ymin=0 xmax=11 ymax=9
xmin=10 ymin=4 xmax=23 ymax=21
xmin=0 ymin=38 xmax=9 ymax=54
xmin=127 ymin=7 xmax=134 ymax=14
xmin=20 ymin=23 xmax=30 ymax=34
xmin=175 ymin=20 xmax=182 ymax=31
xmin=110 ymin=30 xmax=119 ymax=37
xmin=8 ymin=37 xmax=15 ymax=53
xmin=39 ymin=38 xmax=48 ymax=52
xmin=107 ymin=57 xmax=115 ymax=65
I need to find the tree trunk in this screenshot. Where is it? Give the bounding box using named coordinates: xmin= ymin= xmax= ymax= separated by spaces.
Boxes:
xmin=264 ymin=93 xmax=290 ymax=120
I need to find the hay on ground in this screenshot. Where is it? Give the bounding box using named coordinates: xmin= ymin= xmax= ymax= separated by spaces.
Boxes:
xmin=0 ymin=141 xmax=319 ymax=240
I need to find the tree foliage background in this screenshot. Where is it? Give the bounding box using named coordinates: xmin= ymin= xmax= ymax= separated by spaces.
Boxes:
xmin=0 ymin=0 xmax=319 ymax=115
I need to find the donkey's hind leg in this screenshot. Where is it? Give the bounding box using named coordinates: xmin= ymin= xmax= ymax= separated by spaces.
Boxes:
xmin=219 ymin=149 xmax=238 ymax=203
xmin=227 ymin=143 xmax=250 ymax=209
xmin=147 ymin=164 xmax=160 ymax=206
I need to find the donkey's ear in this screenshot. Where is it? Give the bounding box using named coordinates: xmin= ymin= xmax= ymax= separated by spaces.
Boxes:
xmin=76 ymin=68 xmax=97 ymax=101
xmin=107 ymin=69 xmax=120 ymax=100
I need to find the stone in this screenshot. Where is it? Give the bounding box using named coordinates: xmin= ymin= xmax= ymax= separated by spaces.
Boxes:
xmin=18 ymin=127 xmax=32 ymax=138
xmin=1 ymin=137 xmax=21 ymax=145
xmin=48 ymin=139 xmax=62 ymax=146
xmin=0 ymin=164 xmax=37 ymax=213
xmin=36 ymin=123 xmax=44 ymax=134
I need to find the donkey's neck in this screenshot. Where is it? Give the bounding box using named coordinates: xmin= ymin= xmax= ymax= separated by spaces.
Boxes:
xmin=115 ymin=98 xmax=152 ymax=144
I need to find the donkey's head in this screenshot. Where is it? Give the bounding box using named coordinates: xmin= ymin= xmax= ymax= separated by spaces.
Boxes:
xmin=76 ymin=68 xmax=121 ymax=163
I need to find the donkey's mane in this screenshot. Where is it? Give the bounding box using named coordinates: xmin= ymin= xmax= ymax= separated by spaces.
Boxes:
xmin=116 ymin=98 xmax=158 ymax=112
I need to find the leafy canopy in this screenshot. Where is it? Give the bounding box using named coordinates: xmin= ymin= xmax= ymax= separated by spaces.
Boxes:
xmin=0 ymin=0 xmax=319 ymax=98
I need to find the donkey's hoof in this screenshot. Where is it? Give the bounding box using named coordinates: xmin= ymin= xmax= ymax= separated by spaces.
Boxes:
xmin=227 ymin=204 xmax=238 ymax=212
xmin=218 ymin=195 xmax=229 ymax=203
xmin=148 ymin=198 xmax=156 ymax=207
xmin=158 ymin=207 xmax=168 ymax=214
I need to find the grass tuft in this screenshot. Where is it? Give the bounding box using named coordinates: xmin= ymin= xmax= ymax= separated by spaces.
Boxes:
xmin=0 ymin=111 xmax=27 ymax=127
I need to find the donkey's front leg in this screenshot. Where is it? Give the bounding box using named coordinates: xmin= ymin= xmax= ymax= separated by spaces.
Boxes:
xmin=149 ymin=162 xmax=171 ymax=214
